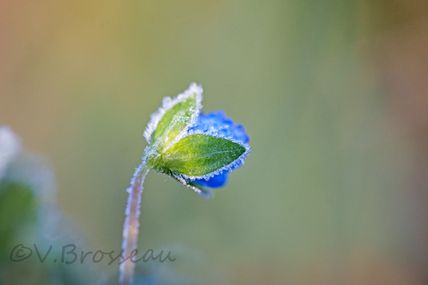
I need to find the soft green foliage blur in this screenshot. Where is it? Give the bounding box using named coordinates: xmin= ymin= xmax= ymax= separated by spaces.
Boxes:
xmin=0 ymin=0 xmax=424 ymax=284
xmin=0 ymin=181 xmax=36 ymax=258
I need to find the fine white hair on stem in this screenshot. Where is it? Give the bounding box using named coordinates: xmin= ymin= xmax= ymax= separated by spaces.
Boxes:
xmin=119 ymin=162 xmax=149 ymax=285
xmin=144 ymin=83 xmax=203 ymax=143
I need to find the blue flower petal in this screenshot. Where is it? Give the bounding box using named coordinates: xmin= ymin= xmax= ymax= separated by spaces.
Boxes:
xmin=188 ymin=111 xmax=249 ymax=189
xmin=189 ymin=111 xmax=249 ymax=145
xmin=193 ymin=173 xmax=228 ymax=188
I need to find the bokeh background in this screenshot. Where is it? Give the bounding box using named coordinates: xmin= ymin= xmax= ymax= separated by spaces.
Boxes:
xmin=1 ymin=0 xmax=428 ymax=284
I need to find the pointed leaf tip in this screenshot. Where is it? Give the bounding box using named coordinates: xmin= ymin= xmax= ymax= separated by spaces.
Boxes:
xmin=144 ymin=84 xmax=202 ymax=151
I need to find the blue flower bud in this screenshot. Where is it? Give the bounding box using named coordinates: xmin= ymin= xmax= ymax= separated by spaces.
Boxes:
xmin=189 ymin=111 xmax=249 ymax=188
xmin=144 ymin=83 xmax=250 ymax=197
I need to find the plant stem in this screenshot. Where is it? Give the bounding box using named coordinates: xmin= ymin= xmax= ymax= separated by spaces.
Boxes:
xmin=119 ymin=162 xmax=149 ymax=285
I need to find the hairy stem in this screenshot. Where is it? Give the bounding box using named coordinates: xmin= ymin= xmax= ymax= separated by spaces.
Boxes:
xmin=119 ymin=162 xmax=149 ymax=285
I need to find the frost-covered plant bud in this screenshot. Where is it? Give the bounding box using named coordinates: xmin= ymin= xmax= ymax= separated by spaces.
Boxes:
xmin=119 ymin=83 xmax=251 ymax=285
xmin=143 ymin=83 xmax=250 ymax=197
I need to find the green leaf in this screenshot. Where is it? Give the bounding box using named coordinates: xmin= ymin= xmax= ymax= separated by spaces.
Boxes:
xmin=145 ymin=84 xmax=202 ymax=151
xmin=152 ymin=97 xmax=195 ymax=147
xmin=154 ymin=134 xmax=246 ymax=177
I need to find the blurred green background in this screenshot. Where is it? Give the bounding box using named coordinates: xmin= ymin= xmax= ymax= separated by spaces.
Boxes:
xmin=1 ymin=0 xmax=428 ymax=284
